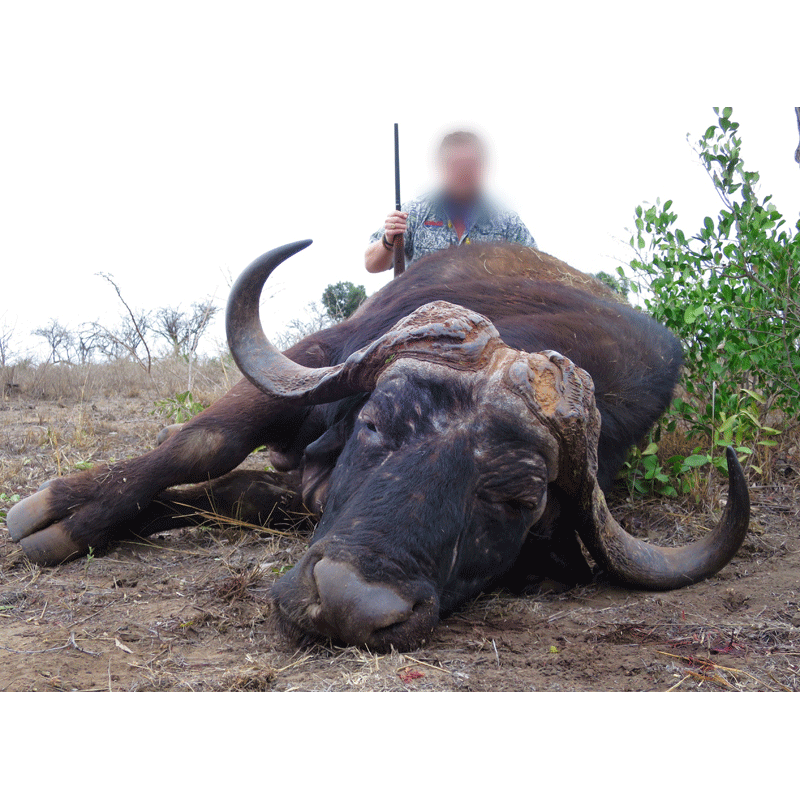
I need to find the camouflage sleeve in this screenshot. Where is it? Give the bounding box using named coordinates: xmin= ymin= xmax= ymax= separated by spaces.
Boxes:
xmin=504 ymin=212 xmax=538 ymax=250
xmin=368 ymin=200 xmax=419 ymax=261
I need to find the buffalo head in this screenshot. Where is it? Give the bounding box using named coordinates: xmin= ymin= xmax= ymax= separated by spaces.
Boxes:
xmin=226 ymin=241 xmax=749 ymax=651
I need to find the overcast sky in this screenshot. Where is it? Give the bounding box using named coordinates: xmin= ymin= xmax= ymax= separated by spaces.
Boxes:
xmin=2 ymin=3 xmax=798 ymax=359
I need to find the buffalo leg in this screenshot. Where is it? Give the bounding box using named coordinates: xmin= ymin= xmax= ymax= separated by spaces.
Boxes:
xmin=115 ymin=469 xmax=309 ymax=541
xmin=6 ymin=379 xmax=313 ymax=565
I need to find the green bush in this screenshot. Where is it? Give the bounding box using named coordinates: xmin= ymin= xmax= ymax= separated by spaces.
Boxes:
xmin=622 ymin=107 xmax=796 ymax=493
xmin=595 ymin=270 xmax=632 ymax=300
xmin=153 ymin=390 xmax=207 ymax=424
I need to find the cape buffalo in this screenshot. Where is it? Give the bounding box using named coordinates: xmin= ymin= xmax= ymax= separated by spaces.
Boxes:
xmin=7 ymin=241 xmax=749 ymax=651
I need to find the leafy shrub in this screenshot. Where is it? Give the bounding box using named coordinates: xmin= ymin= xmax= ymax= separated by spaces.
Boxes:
xmin=153 ymin=390 xmax=207 ymax=424
xmin=595 ymin=270 xmax=632 ymax=300
xmin=622 ymin=107 xmax=796 ymax=493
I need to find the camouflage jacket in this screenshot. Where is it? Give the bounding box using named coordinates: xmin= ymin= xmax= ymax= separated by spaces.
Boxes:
xmin=369 ymin=193 xmax=537 ymax=267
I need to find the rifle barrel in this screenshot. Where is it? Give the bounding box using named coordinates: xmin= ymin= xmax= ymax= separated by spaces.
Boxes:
xmin=394 ymin=123 xmax=401 ymax=211
xmin=393 ymin=123 xmax=405 ymax=277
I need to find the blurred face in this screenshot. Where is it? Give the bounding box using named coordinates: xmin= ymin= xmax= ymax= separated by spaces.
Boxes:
xmin=438 ymin=141 xmax=485 ymax=204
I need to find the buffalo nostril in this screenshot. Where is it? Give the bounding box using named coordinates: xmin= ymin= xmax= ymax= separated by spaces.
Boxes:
xmin=312 ymin=558 xmax=413 ymax=645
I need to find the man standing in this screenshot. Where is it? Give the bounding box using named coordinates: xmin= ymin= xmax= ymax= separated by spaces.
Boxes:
xmin=365 ymin=131 xmax=537 ymax=273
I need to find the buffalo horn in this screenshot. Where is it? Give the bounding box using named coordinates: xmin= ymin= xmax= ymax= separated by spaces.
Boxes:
xmin=578 ymin=447 xmax=750 ymax=589
xmin=226 ymin=241 xmax=378 ymax=406
xmin=226 ymin=241 xmax=502 ymax=407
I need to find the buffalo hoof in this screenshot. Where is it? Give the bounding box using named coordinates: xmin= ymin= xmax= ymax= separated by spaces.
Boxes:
xmin=6 ymin=486 xmax=57 ymax=542
xmin=19 ymin=523 xmax=84 ymax=566
xmin=6 ymin=488 xmax=86 ymax=566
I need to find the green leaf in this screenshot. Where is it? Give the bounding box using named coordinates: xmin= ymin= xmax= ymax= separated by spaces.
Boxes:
xmin=683 ymin=304 xmax=705 ymax=324
xmin=683 ymin=454 xmax=710 ymax=468
xmin=740 ymin=388 xmax=766 ymax=404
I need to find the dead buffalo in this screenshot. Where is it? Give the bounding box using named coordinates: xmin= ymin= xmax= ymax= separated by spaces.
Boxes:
xmin=7 ymin=241 xmax=749 ymax=651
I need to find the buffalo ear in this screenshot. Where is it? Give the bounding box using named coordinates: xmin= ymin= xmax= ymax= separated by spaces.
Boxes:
xmin=300 ymin=413 xmax=357 ymax=514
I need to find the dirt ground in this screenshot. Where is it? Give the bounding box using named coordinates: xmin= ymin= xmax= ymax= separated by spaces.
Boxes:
xmin=2 ymin=395 xmax=800 ymax=692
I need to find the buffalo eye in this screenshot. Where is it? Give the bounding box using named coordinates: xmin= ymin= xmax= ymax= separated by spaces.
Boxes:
xmin=359 ymin=416 xmax=381 ymax=439
xmin=478 ymin=490 xmax=538 ymax=516
xmin=503 ymin=498 xmax=537 ymax=515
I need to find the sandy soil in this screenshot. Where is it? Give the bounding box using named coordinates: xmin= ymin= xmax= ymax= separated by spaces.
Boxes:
xmin=2 ymin=397 xmax=799 ymax=691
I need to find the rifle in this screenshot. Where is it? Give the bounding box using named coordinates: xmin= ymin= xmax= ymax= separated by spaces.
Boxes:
xmin=393 ymin=123 xmax=405 ymax=277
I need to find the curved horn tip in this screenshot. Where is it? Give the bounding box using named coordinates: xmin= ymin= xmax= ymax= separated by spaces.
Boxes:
xmin=287 ymin=238 xmax=313 ymax=253
xmin=227 ymin=237 xmax=365 ymax=407
xmin=226 ymin=241 xmax=312 ymax=356
xmin=724 ymin=444 xmax=750 ymax=513
xmin=578 ymin=444 xmax=750 ymax=592
xmin=256 ymin=239 xmax=313 ymax=263
xmin=249 ymin=239 xmax=314 ymax=270
xmin=725 ymin=445 xmax=742 ymax=477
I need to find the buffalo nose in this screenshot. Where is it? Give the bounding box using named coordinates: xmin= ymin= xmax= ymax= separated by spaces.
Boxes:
xmin=311 ymin=559 xmax=413 ymax=645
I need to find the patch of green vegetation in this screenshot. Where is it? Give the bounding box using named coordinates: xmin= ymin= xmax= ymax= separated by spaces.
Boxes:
xmin=0 ymin=493 xmax=21 ymax=523
xmin=153 ymin=390 xmax=207 ymax=424
xmin=621 ymin=107 xmax=794 ymax=495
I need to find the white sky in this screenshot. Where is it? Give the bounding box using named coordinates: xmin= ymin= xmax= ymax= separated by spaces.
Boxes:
xmin=2 ymin=2 xmax=798 ymax=358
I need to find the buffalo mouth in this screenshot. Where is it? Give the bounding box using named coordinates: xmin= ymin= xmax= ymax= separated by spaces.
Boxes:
xmin=271 ymin=555 xmax=440 ymax=652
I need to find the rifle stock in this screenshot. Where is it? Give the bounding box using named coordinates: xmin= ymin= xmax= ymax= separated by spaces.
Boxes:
xmin=393 ymin=234 xmax=405 ymax=277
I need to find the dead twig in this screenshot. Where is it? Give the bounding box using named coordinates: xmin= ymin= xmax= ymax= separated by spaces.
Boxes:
xmin=0 ymin=632 xmax=100 ymax=657
xmin=665 ymin=674 xmax=691 ymax=692
xmin=402 ymin=654 xmax=452 ymax=675
xmin=68 ymin=632 xmax=101 ymax=657
xmin=0 ymin=641 xmax=72 ymax=655
xmin=767 ymin=672 xmax=794 ymax=692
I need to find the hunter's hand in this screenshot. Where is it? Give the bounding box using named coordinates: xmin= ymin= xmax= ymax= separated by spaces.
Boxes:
xmin=384 ymin=211 xmax=408 ymax=242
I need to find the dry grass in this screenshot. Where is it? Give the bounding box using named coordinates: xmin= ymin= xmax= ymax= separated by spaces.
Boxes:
xmin=3 ymin=354 xmax=241 ymax=405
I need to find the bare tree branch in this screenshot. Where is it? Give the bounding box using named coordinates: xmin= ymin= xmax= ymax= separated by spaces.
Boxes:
xmin=0 ymin=318 xmax=15 ymax=369
xmin=96 ymin=273 xmax=153 ymax=373
xmin=32 ymin=319 xmax=75 ymax=364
